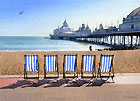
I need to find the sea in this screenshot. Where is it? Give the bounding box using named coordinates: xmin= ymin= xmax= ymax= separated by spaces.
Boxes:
xmin=0 ymin=36 xmax=110 ymax=51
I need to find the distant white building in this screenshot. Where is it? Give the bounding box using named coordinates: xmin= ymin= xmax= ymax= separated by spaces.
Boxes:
xmin=53 ymin=20 xmax=75 ymax=37
xmin=52 ymin=20 xmax=92 ymax=38
xmin=93 ymin=23 xmax=118 ymax=34
xmin=119 ymin=7 xmax=140 ymax=32
xmin=75 ymin=24 xmax=91 ymax=36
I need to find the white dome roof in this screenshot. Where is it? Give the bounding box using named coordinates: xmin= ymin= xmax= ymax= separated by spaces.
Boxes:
xmin=127 ymin=7 xmax=140 ymax=18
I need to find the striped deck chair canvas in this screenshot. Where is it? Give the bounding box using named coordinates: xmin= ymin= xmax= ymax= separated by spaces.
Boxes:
xmin=24 ymin=55 xmax=39 ymax=79
xmin=98 ymin=54 xmax=114 ymax=80
xmin=63 ymin=55 xmax=78 ymax=78
xmin=81 ymin=55 xmax=96 ymax=78
xmin=44 ymin=55 xmax=59 ymax=78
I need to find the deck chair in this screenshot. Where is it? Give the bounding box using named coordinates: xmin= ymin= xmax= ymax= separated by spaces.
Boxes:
xmin=24 ymin=55 xmax=39 ymax=79
xmin=44 ymin=55 xmax=59 ymax=79
xmin=63 ymin=55 xmax=78 ymax=78
xmin=81 ymin=55 xmax=96 ymax=79
xmin=98 ymin=54 xmax=114 ymax=81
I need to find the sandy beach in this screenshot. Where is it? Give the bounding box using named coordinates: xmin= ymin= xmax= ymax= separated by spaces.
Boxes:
xmin=0 ymin=50 xmax=140 ymax=75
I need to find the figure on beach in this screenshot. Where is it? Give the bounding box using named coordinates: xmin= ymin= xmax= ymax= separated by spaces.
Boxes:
xmin=89 ymin=46 xmax=92 ymax=51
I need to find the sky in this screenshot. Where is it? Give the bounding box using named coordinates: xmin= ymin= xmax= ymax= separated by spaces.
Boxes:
xmin=0 ymin=0 xmax=140 ymax=36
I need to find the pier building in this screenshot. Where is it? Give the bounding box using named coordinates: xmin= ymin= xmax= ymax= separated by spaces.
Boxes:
xmin=119 ymin=7 xmax=140 ymax=32
xmin=50 ymin=7 xmax=140 ymax=49
xmin=75 ymin=24 xmax=91 ymax=37
xmin=51 ymin=20 xmax=75 ymax=39
xmin=93 ymin=24 xmax=118 ymax=35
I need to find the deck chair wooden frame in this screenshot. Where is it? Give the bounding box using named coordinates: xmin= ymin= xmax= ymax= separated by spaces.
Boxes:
xmin=98 ymin=54 xmax=114 ymax=80
xmin=63 ymin=55 xmax=78 ymax=78
xmin=81 ymin=55 xmax=96 ymax=78
xmin=44 ymin=55 xmax=59 ymax=79
xmin=24 ymin=55 xmax=39 ymax=79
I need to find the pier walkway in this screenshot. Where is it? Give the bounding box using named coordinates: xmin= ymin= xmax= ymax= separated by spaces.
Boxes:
xmin=51 ymin=31 xmax=140 ymax=49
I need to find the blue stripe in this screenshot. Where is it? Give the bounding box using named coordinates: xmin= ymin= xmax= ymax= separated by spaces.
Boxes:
xmin=45 ymin=56 xmax=47 ymax=71
xmin=85 ymin=56 xmax=87 ymax=71
xmin=26 ymin=56 xmax=28 ymax=71
xmin=92 ymin=56 xmax=95 ymax=71
xmin=45 ymin=55 xmax=57 ymax=72
xmin=108 ymin=56 xmax=112 ymax=72
xmin=36 ymin=56 xmax=38 ymax=71
xmin=82 ymin=55 xmax=95 ymax=72
xmin=106 ymin=56 xmax=109 ymax=72
xmin=48 ymin=56 xmax=49 ymax=71
xmin=65 ymin=56 xmax=66 ymax=71
xmin=55 ymin=56 xmax=57 ymax=71
xmin=68 ymin=56 xmax=70 ymax=71
xmin=34 ymin=56 xmax=35 ymax=71
xmin=100 ymin=55 xmax=113 ymax=72
xmin=73 ymin=56 xmax=76 ymax=71
xmin=49 ymin=55 xmax=51 ymax=71
xmin=45 ymin=56 xmax=46 ymax=71
xmin=52 ymin=55 xmax=53 ymax=71
xmin=90 ymin=56 xmax=92 ymax=71
xmin=88 ymin=56 xmax=90 ymax=71
xmin=64 ymin=55 xmax=76 ymax=71
xmin=71 ymin=56 xmax=75 ymax=71
xmin=30 ymin=55 xmax=32 ymax=72
xmin=26 ymin=55 xmax=38 ymax=72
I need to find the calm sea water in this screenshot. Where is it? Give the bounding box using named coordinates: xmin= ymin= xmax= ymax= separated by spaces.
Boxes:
xmin=0 ymin=36 xmax=110 ymax=51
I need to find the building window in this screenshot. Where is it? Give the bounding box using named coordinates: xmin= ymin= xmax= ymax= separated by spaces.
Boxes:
xmin=131 ymin=25 xmax=134 ymax=29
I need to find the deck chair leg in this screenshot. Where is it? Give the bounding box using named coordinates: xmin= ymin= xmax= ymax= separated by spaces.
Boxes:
xmin=89 ymin=78 xmax=94 ymax=83
xmin=65 ymin=78 xmax=68 ymax=84
xmin=111 ymin=76 xmax=114 ymax=83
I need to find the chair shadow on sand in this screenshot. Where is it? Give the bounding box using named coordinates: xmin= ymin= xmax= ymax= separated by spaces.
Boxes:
xmin=0 ymin=78 xmax=115 ymax=89
xmin=0 ymin=79 xmax=53 ymax=89
xmin=0 ymin=80 xmax=32 ymax=89
xmin=86 ymin=79 xmax=115 ymax=87
xmin=43 ymin=79 xmax=67 ymax=88
xmin=64 ymin=79 xmax=89 ymax=87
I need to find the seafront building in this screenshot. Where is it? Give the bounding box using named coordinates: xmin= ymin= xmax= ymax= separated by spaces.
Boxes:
xmin=93 ymin=24 xmax=118 ymax=35
xmin=75 ymin=24 xmax=91 ymax=37
xmin=50 ymin=20 xmax=92 ymax=39
xmin=51 ymin=20 xmax=75 ymax=39
xmin=50 ymin=7 xmax=140 ymax=40
xmin=119 ymin=7 xmax=140 ymax=32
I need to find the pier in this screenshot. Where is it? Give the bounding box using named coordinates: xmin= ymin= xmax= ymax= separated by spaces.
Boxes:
xmin=51 ymin=31 xmax=140 ymax=49
xmin=50 ymin=7 xmax=140 ymax=50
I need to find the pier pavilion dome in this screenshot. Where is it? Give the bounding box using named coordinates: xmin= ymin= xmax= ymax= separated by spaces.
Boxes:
xmin=119 ymin=7 xmax=140 ymax=32
xmin=53 ymin=20 xmax=74 ymax=37
xmin=127 ymin=7 xmax=140 ymax=18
